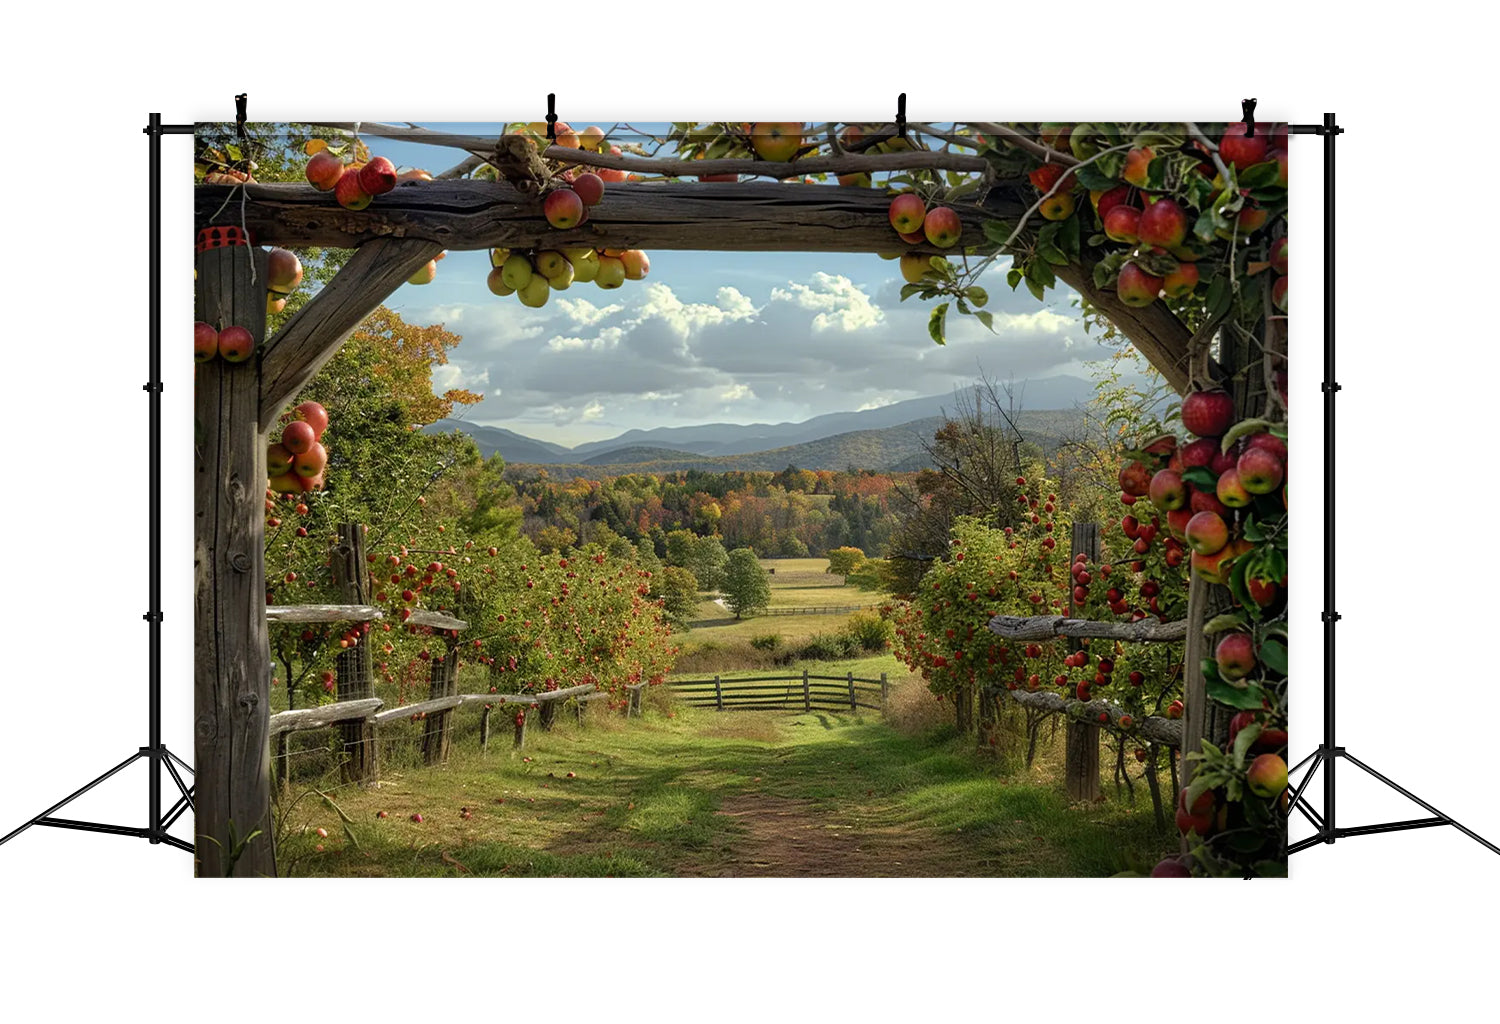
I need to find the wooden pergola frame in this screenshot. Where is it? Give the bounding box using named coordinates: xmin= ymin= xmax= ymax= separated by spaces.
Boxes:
xmin=193 ymin=125 xmax=1219 ymax=876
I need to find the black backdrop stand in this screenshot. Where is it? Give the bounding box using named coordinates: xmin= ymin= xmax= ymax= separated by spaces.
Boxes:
xmin=1 ymin=109 xmax=1494 ymax=867
xmin=1286 ymin=113 xmax=1498 ymax=859
xmin=0 ymin=114 xmax=196 ymax=857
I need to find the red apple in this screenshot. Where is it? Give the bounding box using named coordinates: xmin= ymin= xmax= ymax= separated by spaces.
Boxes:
xmin=923 ymin=206 xmax=962 ymax=248
xmin=217 ymin=325 xmax=255 ymax=363
xmin=1123 ymin=146 xmax=1154 ymax=188
xmin=620 ymin=250 xmax=650 ymax=280
xmin=1176 ymin=787 xmax=1216 ymax=835
xmin=1270 ymin=237 xmax=1288 ymax=275
xmin=543 ymin=188 xmax=584 ymax=229
xmin=1237 ymin=447 xmax=1285 ymax=494
xmin=1247 ymin=753 xmax=1288 ymax=798
xmin=1272 ymin=276 xmax=1288 ymax=312
xmin=1150 ymin=857 xmax=1191 ymax=878
xmin=1038 ymin=193 xmax=1075 ymax=221
xmin=194 ymin=321 xmax=218 ymax=362
xmin=358 ymin=156 xmax=398 ymax=196
xmin=1246 ymin=575 xmax=1279 ymax=607
xmin=407 ymin=259 xmax=438 ymax=285
xmin=294 ymin=401 xmax=329 ymax=440
xmin=1103 ymin=205 xmax=1141 ymax=244
xmin=1180 ymin=437 xmax=1219 ymax=469
xmin=1027 ymin=163 xmax=1071 ymax=193
xmin=1189 ymin=488 xmax=1228 ymax=517
xmin=572 ymin=172 xmax=605 ymax=206
xmin=748 ymin=122 xmax=803 ymax=162
xmin=1093 ymin=185 xmax=1130 ymax=220
xmin=305 ymin=151 xmax=344 ymax=191
xmin=266 ymin=443 xmax=294 ymax=477
xmin=335 ymin=169 xmax=372 ymax=211
xmin=1219 ymin=123 xmax=1269 ymax=170
xmin=1215 ymin=632 xmax=1257 ymax=680
xmin=293 ymin=442 xmax=327 ymax=479
xmin=1181 ymin=389 xmax=1235 ymax=438
xmin=1162 ymin=261 xmax=1199 ymax=298
xmin=1117 ymin=263 xmax=1163 ymax=307
xmin=1119 ymin=460 xmax=1152 ymax=496
xmin=1138 ymin=198 xmax=1188 ymax=249
xmin=889 ymin=194 xmax=926 ymax=235
xmin=281 ymin=420 xmax=316 ymax=455
xmin=1148 ymin=470 xmax=1187 ymax=511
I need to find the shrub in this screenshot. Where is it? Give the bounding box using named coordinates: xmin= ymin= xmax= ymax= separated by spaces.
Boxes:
xmin=749 ymin=633 xmax=783 ymax=652
xmin=799 ymin=631 xmax=859 ymax=661
xmin=841 ymin=611 xmax=893 ymax=652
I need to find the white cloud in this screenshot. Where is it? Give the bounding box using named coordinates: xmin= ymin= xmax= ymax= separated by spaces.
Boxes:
xmin=581 ymin=400 xmax=605 ymax=422
xmin=770 ymin=272 xmax=884 ymax=332
xmin=555 ymin=297 xmax=624 ymax=326
xmin=719 ymin=383 xmax=753 ymax=402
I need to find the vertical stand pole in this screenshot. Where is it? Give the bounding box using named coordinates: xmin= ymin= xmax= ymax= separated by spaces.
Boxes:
xmin=147 ymin=111 xmax=164 ymax=844
xmin=1321 ymin=110 xmax=1339 ymax=846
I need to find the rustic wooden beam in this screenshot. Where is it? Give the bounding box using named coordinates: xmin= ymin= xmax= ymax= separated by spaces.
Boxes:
xmin=268 ymin=698 xmax=383 ymax=737
xmin=266 ymin=604 xmax=384 ymax=624
xmin=533 ymin=683 xmax=597 ymax=702
xmin=1054 ymin=261 xmax=1194 ymax=395
xmin=457 ymin=693 xmax=540 ymax=707
xmin=1001 ymin=688 xmax=1182 ymax=748
xmin=405 ymin=610 xmax=469 ymax=631
xmin=194 ymin=244 xmax=277 ymax=879
xmin=988 ymin=613 xmax=1189 ymax=643
xmin=256 ymin=237 xmax=443 ymax=429
xmin=198 ymin=180 xmax=1020 ymax=256
xmin=371 ymin=695 xmax=464 ymax=726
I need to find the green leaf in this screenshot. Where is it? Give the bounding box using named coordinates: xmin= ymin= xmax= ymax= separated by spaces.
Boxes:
xmin=1259 ymin=637 xmax=1287 ymax=675
xmin=1073 ymin=162 xmax=1118 ymax=191
xmin=1024 ymin=277 xmax=1046 ymax=302
xmin=1026 ymin=259 xmax=1056 ymax=289
xmin=975 ymin=310 xmax=995 ymax=332
xmin=1203 ymin=611 xmax=1247 ymax=636
xmin=1059 ymin=214 xmax=1082 ymax=259
xmin=1007 ymin=267 xmax=1024 ymax=290
xmin=928 ymin=303 xmax=949 ymax=346
xmin=899 ymin=283 xmax=925 ymax=302
xmin=1204 ymin=274 xmax=1231 ymax=319
xmin=983 ymin=220 xmax=1015 ymax=244
xmin=1242 ymin=517 xmax=1266 ymax=543
xmin=1207 ymin=676 xmax=1268 ymax=710
xmin=964 ymin=286 xmax=989 ymax=308
xmin=1222 ymin=417 xmax=1279 ymax=452
xmin=1238 ymin=161 xmax=1282 ymax=190
xmin=1233 ymin=722 xmax=1263 ymax=765
xmin=1182 ymin=466 xmax=1218 ymax=491
xmin=1039 ymin=243 xmax=1069 ymax=266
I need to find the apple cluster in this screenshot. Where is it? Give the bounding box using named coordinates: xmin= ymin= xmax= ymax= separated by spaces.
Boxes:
xmin=267 ymin=401 xmax=330 ymax=496
xmin=194 ymin=321 xmax=255 ymax=364
xmin=1117 ymin=389 xmax=1286 ymax=589
xmin=486 ymin=244 xmax=648 ymax=308
xmin=889 ymin=194 xmax=964 ymax=282
xmin=304 ymin=139 xmax=432 ymax=211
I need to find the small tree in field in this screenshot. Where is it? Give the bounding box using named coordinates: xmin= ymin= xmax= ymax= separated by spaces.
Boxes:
xmin=723 ymin=548 xmax=771 ymax=619
xmin=651 ymin=565 xmax=701 ymax=625
xmin=826 ymin=546 xmax=866 ymax=581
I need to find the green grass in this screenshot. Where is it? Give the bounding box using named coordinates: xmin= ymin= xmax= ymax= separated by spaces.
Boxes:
xmin=276 ymin=699 xmax=1175 ymax=878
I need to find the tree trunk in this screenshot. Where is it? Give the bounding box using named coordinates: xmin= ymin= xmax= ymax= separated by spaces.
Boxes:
xmin=193 ymin=243 xmax=276 ymax=878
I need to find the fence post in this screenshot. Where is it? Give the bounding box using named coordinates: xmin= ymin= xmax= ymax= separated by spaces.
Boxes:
xmin=880 ymin=673 xmax=888 ymax=712
xmin=714 ymin=675 xmax=723 ymax=711
xmin=332 ymin=522 xmax=377 ymax=784
xmin=513 ymin=707 xmax=527 ymax=749
xmin=847 ymin=671 xmax=856 ymax=711
xmin=422 ymin=639 xmax=458 ymax=765
xmin=479 ymin=704 xmax=492 ymax=753
xmin=802 ymin=668 xmax=811 ymax=712
xmin=1065 ymin=522 xmax=1102 ymax=802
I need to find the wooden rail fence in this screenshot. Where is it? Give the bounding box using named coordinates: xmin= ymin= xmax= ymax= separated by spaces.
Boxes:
xmin=668 ymin=670 xmax=887 ymax=713
xmin=268 ymin=680 xmax=649 ymax=791
xmin=741 ymin=603 xmax=880 ymax=618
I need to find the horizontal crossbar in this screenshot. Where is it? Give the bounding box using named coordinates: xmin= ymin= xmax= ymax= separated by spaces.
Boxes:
xmin=1336 ymin=817 xmax=1451 ymax=839
xmin=34 ymin=818 xmax=153 ymax=839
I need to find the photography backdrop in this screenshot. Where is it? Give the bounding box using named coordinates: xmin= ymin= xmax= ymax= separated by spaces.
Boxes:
xmin=192 ymin=120 xmax=1290 ymax=879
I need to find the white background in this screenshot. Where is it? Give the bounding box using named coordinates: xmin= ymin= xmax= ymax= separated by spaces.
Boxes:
xmin=0 ymin=5 xmax=1493 ymax=1020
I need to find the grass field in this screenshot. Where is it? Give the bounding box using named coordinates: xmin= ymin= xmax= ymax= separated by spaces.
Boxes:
xmin=277 ymin=692 xmax=1174 ymax=878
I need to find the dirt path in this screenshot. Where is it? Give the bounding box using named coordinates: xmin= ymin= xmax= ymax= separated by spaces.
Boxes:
xmin=685 ymin=793 xmax=974 ymax=877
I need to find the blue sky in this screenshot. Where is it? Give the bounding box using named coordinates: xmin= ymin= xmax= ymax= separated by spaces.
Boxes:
xmin=305 ymin=122 xmax=1117 ymax=447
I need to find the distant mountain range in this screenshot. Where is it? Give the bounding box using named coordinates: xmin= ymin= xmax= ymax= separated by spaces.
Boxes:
xmin=424 ymin=376 xmax=1098 ymax=474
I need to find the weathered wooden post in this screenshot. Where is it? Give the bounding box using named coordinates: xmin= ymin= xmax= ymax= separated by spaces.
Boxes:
xmin=802 ymin=668 xmax=811 ymax=712
xmin=422 ymin=635 xmax=460 ymax=765
xmin=332 ymin=523 xmax=377 ymax=783
xmin=513 ymin=707 xmax=528 ymax=748
xmin=1065 ymin=522 xmax=1102 ymax=802
xmin=479 ymin=704 xmax=493 ymax=752
xmin=880 ymin=672 xmax=888 ymax=712
xmin=714 ymin=675 xmax=724 ymax=711
xmin=847 ymin=671 xmax=857 ymax=711
xmin=538 ymin=694 xmax=557 ymax=731
xmin=194 ymin=240 xmax=277 ymax=878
